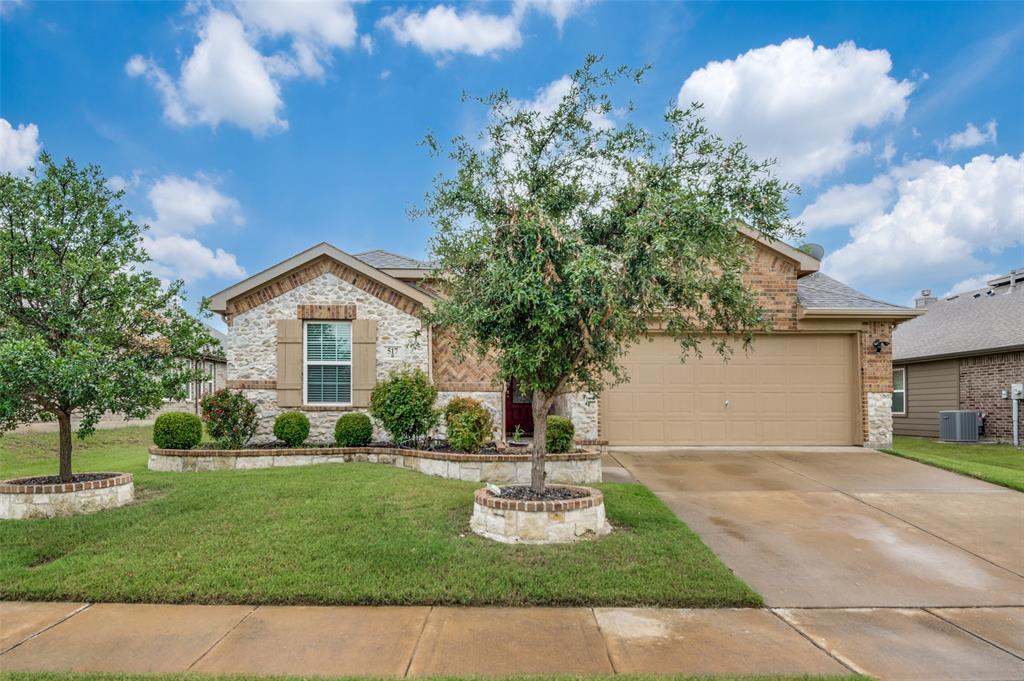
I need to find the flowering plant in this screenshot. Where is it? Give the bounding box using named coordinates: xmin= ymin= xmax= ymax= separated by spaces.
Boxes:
xmin=200 ymin=389 xmax=258 ymax=449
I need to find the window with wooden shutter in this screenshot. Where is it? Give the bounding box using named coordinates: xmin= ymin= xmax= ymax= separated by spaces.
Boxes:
xmin=351 ymin=319 xmax=377 ymax=407
xmin=276 ymin=319 xmax=303 ymax=407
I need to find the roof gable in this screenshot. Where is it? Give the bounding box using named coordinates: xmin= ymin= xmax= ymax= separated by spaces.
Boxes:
xmin=208 ymin=243 xmax=435 ymax=317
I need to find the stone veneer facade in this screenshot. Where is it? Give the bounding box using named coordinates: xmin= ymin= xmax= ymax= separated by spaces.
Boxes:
xmin=228 ymin=271 xmax=428 ymax=443
xmin=860 ymin=320 xmax=895 ymax=448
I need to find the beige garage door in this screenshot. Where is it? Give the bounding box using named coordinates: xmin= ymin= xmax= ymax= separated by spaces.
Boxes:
xmin=602 ymin=334 xmax=859 ymax=446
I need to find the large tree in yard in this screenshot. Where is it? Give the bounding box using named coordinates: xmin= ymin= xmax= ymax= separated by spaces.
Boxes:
xmin=0 ymin=154 xmax=219 ymax=482
xmin=419 ymin=56 xmax=800 ymax=494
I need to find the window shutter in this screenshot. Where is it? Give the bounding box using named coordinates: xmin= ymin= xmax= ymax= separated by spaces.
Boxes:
xmin=276 ymin=319 xmax=303 ymax=407
xmin=351 ymin=319 xmax=377 ymax=407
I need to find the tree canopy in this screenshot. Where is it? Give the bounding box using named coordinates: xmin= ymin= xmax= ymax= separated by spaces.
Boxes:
xmin=418 ymin=56 xmax=800 ymax=492
xmin=0 ymin=153 xmax=219 ymax=481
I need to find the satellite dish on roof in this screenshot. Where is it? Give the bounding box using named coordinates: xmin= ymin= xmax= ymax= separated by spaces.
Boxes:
xmin=799 ymin=243 xmax=825 ymax=260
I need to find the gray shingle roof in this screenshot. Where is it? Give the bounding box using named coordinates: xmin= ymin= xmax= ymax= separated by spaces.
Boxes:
xmin=893 ymin=282 xmax=1024 ymax=362
xmin=203 ymin=322 xmax=228 ymax=344
xmin=797 ymin=272 xmax=910 ymax=311
xmin=353 ymin=250 xmax=432 ymax=269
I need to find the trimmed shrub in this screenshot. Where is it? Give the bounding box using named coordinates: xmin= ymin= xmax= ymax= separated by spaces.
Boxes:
xmin=369 ymin=368 xmax=439 ymax=446
xmin=545 ymin=415 xmax=575 ymax=453
xmin=200 ymin=389 xmax=258 ymax=449
xmin=443 ymin=396 xmax=482 ymax=429
xmin=153 ymin=412 xmax=203 ymax=450
xmin=335 ymin=413 xmax=373 ymax=447
xmin=273 ymin=411 xmax=310 ymax=447
xmin=447 ymin=404 xmax=493 ymax=453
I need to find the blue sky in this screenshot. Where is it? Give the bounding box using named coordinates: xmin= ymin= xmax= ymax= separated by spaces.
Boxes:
xmin=2 ymin=0 xmax=1022 ymax=319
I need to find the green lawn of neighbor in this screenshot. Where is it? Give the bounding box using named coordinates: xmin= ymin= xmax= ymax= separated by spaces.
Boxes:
xmin=0 ymin=426 xmax=759 ymax=607
xmin=0 ymin=674 xmax=870 ymax=681
xmin=884 ymin=436 xmax=1024 ymax=492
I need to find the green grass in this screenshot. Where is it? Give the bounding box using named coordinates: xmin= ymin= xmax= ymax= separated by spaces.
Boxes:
xmin=0 ymin=427 xmax=759 ymax=608
xmin=0 ymin=671 xmax=868 ymax=675
xmin=883 ymin=436 xmax=1024 ymax=492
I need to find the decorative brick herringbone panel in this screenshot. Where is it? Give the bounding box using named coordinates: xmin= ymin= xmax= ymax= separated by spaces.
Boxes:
xmin=432 ymin=327 xmax=501 ymax=391
xmin=225 ymin=257 xmax=423 ymax=320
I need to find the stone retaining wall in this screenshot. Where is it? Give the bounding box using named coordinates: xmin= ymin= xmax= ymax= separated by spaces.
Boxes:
xmin=470 ymin=485 xmax=611 ymax=544
xmin=0 ymin=473 xmax=134 ymax=520
xmin=149 ymin=446 xmax=601 ymax=484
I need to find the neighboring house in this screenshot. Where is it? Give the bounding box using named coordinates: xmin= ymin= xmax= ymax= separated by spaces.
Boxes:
xmin=210 ymin=235 xmax=917 ymax=449
xmin=892 ymin=270 xmax=1024 ymax=442
xmin=16 ymin=323 xmax=228 ymax=433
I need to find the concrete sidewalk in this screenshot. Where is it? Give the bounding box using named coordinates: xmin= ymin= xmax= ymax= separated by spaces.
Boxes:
xmin=3 ymin=602 xmax=1023 ymax=680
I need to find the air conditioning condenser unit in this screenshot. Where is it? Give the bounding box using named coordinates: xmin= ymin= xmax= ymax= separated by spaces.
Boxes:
xmin=939 ymin=410 xmax=980 ymax=442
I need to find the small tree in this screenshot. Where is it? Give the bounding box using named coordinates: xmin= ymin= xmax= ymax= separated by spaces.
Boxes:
xmin=0 ymin=154 xmax=219 ymax=482
xmin=419 ymin=56 xmax=799 ymax=493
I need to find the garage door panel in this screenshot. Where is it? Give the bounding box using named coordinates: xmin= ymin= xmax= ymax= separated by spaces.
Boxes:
xmin=602 ymin=334 xmax=857 ymax=446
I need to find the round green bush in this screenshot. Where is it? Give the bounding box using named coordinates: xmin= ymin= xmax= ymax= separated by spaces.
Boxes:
xmin=153 ymin=411 xmax=203 ymax=450
xmin=443 ymin=396 xmax=481 ymax=429
xmin=447 ymin=406 xmax=492 ymax=453
xmin=273 ymin=411 xmax=310 ymax=447
xmin=335 ymin=412 xmax=373 ymax=447
xmin=369 ymin=368 xmax=439 ymax=446
xmin=545 ymin=415 xmax=575 ymax=453
xmin=200 ymin=389 xmax=258 ymax=449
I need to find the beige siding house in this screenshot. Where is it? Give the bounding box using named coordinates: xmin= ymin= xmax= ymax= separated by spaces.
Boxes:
xmin=209 ymin=237 xmax=917 ymax=448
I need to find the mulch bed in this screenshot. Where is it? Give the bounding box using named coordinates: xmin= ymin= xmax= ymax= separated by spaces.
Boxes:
xmin=8 ymin=472 xmax=121 ymax=485
xmin=495 ymin=485 xmax=591 ymax=502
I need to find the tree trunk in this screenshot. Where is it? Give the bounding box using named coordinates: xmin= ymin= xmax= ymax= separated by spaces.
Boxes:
xmin=530 ymin=391 xmax=552 ymax=494
xmin=57 ymin=411 xmax=73 ymax=483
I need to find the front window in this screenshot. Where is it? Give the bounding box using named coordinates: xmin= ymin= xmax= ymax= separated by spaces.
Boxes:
xmin=304 ymin=321 xmax=352 ymax=405
xmin=892 ymin=367 xmax=906 ymax=415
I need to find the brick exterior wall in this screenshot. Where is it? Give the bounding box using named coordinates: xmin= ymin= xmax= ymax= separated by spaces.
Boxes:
xmin=744 ymin=242 xmax=800 ymax=331
xmin=431 ymin=326 xmax=501 ymax=392
xmin=959 ymin=351 xmax=1024 ymax=443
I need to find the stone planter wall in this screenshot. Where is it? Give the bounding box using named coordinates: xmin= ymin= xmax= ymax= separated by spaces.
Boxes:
xmin=0 ymin=473 xmax=134 ymax=520
xmin=470 ymin=485 xmax=611 ymax=544
xmin=149 ymin=446 xmax=602 ymax=484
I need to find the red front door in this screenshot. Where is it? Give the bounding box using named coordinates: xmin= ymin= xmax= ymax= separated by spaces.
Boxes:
xmin=505 ymin=379 xmax=534 ymax=435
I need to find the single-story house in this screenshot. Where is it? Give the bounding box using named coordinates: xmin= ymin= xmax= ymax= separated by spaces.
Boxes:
xmin=893 ymin=269 xmax=1024 ymax=442
xmin=208 ymin=233 xmax=918 ymax=448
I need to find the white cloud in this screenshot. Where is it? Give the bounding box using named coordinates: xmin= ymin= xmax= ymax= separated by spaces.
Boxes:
xmin=939 ymin=120 xmax=997 ymax=151
xmin=143 ymin=234 xmax=246 ymax=284
xmin=0 ymin=118 xmax=40 ymax=175
xmin=234 ymin=0 xmax=358 ymax=79
xmin=378 ymin=5 xmax=521 ymax=57
xmin=514 ymin=0 xmax=592 ymax=32
xmin=128 ymin=3 xmax=362 ymax=135
xmin=797 ymin=159 xmax=938 ymax=231
xmin=823 ymin=154 xmax=1024 ymax=288
xmin=147 ymin=175 xmax=244 ymax=236
xmin=359 ymin=34 xmax=374 ymax=54
xmin=943 ymin=272 xmax=1001 ymax=297
xmin=678 ymin=37 xmax=914 ymax=184
xmin=127 ymin=11 xmax=285 ymax=134
xmin=139 ymin=175 xmax=246 ymax=284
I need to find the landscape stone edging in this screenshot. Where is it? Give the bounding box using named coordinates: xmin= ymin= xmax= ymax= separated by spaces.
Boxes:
xmin=0 ymin=473 xmax=135 ymax=520
xmin=473 ymin=485 xmax=603 ymax=513
xmin=470 ymin=485 xmax=611 ymax=544
xmin=0 ymin=472 xmax=133 ymax=495
xmin=148 ymin=446 xmax=602 ymax=484
xmin=149 ymin=445 xmax=598 ymax=462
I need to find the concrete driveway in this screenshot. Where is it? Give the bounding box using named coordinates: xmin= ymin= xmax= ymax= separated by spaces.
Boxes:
xmin=612 ymin=447 xmax=1024 ymax=608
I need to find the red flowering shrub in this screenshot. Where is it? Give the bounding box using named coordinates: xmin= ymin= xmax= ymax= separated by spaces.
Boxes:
xmin=200 ymin=389 xmax=258 ymax=449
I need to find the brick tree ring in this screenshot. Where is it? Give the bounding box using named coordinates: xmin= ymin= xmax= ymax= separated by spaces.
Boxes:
xmin=470 ymin=485 xmax=612 ymax=544
xmin=0 ymin=473 xmax=134 ymax=520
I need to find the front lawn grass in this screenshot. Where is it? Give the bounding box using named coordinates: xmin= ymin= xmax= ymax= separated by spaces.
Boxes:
xmin=883 ymin=436 xmax=1024 ymax=492
xmin=0 ymin=427 xmax=760 ymax=607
